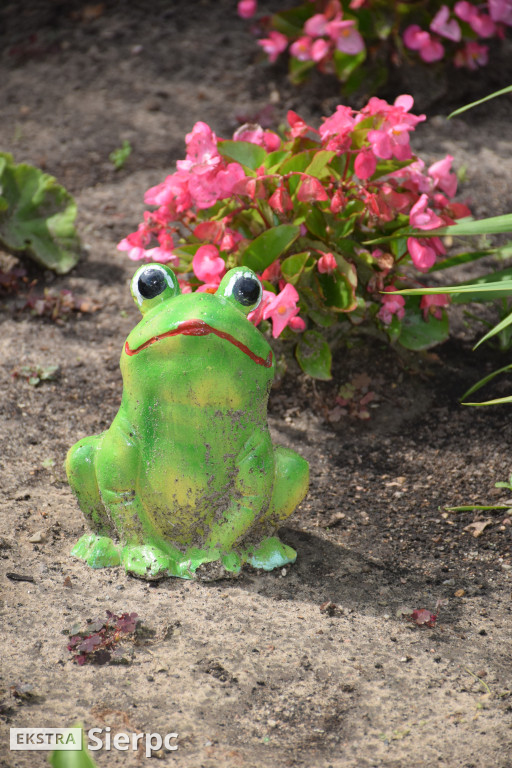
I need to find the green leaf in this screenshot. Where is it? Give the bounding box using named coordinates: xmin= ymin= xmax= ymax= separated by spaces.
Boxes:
xmin=218 ymin=140 xmax=266 ymax=171
xmin=473 ymin=310 xmax=512 ymax=350
xmin=0 ymin=153 xmax=80 ymax=274
xmin=429 ymin=249 xmax=495 ymax=272
xmin=464 ymin=395 xmax=512 ymax=406
xmin=280 ymin=151 xmax=315 ymax=175
xmin=398 ymin=300 xmax=449 ymax=351
xmin=423 ymin=214 xmax=512 ymax=238
xmin=333 ymin=49 xmax=366 ymax=82
xmin=295 ymin=330 xmax=332 ymax=379
xmin=109 ymin=140 xmax=132 ymax=170
xmin=241 ymin=224 xmax=300 ymax=272
xmin=448 ymin=86 xmax=512 ymax=119
xmin=316 ymin=271 xmax=357 ymax=312
xmin=281 ymin=251 xmax=314 ymax=285
xmin=460 ymin=363 xmax=512 ymax=402
xmin=394 ymin=277 xmax=512 ymax=303
xmin=264 ymin=150 xmax=291 ymax=172
xmin=371 ymin=159 xmax=414 ymax=180
xmin=289 ymin=57 xmax=316 ymax=85
xmin=305 ymin=207 xmax=327 ymax=239
xmin=272 ymin=3 xmax=313 ymax=36
xmin=304 ymin=151 xmax=335 ymax=179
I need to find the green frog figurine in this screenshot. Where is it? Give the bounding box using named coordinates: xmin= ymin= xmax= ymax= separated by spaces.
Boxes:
xmin=67 ymin=263 xmax=309 ymax=579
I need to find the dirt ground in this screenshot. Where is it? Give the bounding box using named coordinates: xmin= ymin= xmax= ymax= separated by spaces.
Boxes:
xmin=1 ymin=2 xmax=512 ymax=767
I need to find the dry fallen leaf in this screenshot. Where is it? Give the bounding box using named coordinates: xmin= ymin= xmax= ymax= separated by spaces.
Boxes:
xmin=464 ymin=519 xmax=493 ymax=537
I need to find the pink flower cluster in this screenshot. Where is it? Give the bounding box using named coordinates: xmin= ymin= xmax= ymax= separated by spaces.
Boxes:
xmin=256 ymin=0 xmax=364 ymax=67
xmin=241 ymin=0 xmax=510 ymax=84
xmin=403 ymin=1 xmax=511 ymax=69
xmin=119 ymin=95 xmax=469 ymax=339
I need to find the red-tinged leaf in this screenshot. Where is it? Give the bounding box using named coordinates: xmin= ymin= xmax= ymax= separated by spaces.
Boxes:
xmin=410 ymin=609 xmax=437 ymax=628
xmin=116 ymin=612 xmax=139 ymax=634
xmin=78 ymin=635 xmax=103 ymax=653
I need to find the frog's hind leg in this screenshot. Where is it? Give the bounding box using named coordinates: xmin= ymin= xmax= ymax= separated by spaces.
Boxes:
xmin=67 ymin=436 xmax=121 ymax=568
xmin=246 ymin=445 xmax=309 ymax=571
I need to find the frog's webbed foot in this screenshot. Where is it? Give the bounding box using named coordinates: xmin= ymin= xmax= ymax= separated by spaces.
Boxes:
xmin=245 ymin=536 xmax=297 ymax=571
xmin=71 ymin=533 xmax=121 ymax=568
xmin=193 ymin=551 xmax=243 ymax=581
xmin=121 ymin=544 xmax=178 ymax=581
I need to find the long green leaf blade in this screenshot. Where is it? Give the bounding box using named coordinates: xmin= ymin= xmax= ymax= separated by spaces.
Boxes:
xmin=448 ymin=86 xmax=512 ymax=119
xmin=460 ymin=363 xmax=512 ymax=401
xmin=473 ymin=311 xmax=512 ymax=349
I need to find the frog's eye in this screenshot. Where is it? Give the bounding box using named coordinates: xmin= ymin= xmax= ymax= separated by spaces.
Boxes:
xmin=131 ymin=263 xmax=180 ymax=314
xmin=217 ymin=268 xmax=262 ymax=315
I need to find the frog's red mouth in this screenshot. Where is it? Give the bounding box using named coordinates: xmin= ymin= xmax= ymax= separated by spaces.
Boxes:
xmin=124 ymin=319 xmax=273 ymax=368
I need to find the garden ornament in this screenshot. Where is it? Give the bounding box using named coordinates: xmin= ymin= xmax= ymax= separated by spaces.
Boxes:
xmin=67 ymin=264 xmax=309 ymax=580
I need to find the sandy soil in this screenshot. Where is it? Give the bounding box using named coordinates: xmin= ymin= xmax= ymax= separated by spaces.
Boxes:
xmin=1 ymin=2 xmax=512 ymax=767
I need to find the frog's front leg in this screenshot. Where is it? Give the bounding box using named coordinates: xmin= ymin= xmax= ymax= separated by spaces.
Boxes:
xmin=245 ymin=445 xmax=309 ymax=571
xmin=179 ymin=429 xmax=274 ymax=578
xmin=67 ymin=434 xmax=121 ymax=568
xmin=94 ymin=417 xmax=186 ymax=580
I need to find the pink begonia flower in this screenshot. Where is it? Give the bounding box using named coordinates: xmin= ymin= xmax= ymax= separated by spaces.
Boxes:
xmin=261 ymin=260 xmax=281 ymax=282
xmin=403 ymin=25 xmax=445 ymax=61
xmin=420 ymin=294 xmax=450 ymax=320
xmin=407 ymin=237 xmax=438 ymax=272
xmin=317 ymin=252 xmax=337 ymax=274
xmin=429 ymin=155 xmax=457 ymax=198
xmin=117 ymin=219 xmax=152 ymax=260
xmin=319 ymin=105 xmax=355 ymax=141
xmin=330 ymin=188 xmax=346 ymax=214
xmin=268 ymin=187 xmax=293 ymax=213
xmin=177 ymin=122 xmax=221 ymax=176
xmin=237 ymin=0 xmax=257 ymax=19
xmin=248 ymin=288 xmax=276 ymax=326
xmin=233 ymin=124 xmax=281 ymax=152
xmin=377 ymin=287 xmax=405 ymax=325
xmin=143 ymin=246 xmax=179 ymax=264
xmin=257 ymin=30 xmax=288 ymax=63
xmin=409 ymin=194 xmax=445 ymax=230
xmin=354 ymin=148 xmax=377 ymax=179
xmin=143 ymin=231 xmax=179 ymax=265
xmin=263 ymin=283 xmax=302 ymax=338
xmin=311 ymin=37 xmax=331 ymax=62
xmin=304 ymin=13 xmax=329 ymax=37
xmin=403 ymin=25 xmax=431 ymax=50
xmin=194 ymin=220 xmax=224 ymax=243
xmin=144 ymin=172 xmax=192 ymax=212
xmin=213 ymin=162 xmax=247 ymax=198
xmin=290 ymin=36 xmax=313 ymax=61
xmin=117 ymin=239 xmax=147 ymax=261
xmin=454 ymin=41 xmax=489 ymax=69
xmin=454 ymin=1 xmax=496 ymax=34
xmin=297 ymin=175 xmax=329 ymax=202
xmin=288 ymin=315 xmax=306 ymax=332
xmin=178 ymin=279 xmax=192 ymax=294
xmin=488 ymin=0 xmax=512 ymax=25
xmin=192 ymin=245 xmax=226 ymax=284
xmin=367 ymin=124 xmax=412 ymax=161
xmin=220 ymin=228 xmax=243 ymax=252
xmin=327 ymin=19 xmax=365 ymax=54
xmin=287 ymin=110 xmax=317 ymax=138
xmin=430 ymin=6 xmax=461 ymax=40
xmin=187 ymin=171 xmax=220 ymax=209
xmin=196 ymin=283 xmax=221 ymax=294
